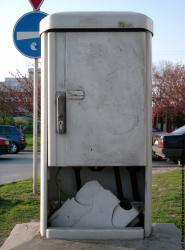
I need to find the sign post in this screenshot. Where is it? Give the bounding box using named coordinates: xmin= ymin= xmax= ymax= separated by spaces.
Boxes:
xmin=13 ymin=1 xmax=47 ymax=194
xmin=31 ymin=0 xmax=43 ymax=196
xmin=33 ymin=57 xmax=39 ymax=194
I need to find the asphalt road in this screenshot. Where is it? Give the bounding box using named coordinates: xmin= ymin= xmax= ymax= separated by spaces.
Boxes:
xmin=0 ymin=152 xmax=180 ymax=185
xmin=0 ymin=152 xmax=40 ymax=185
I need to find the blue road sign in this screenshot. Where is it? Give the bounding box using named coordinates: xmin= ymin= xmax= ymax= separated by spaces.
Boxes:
xmin=13 ymin=11 xmax=47 ymax=58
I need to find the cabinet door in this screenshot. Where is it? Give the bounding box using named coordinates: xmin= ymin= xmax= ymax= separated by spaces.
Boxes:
xmin=51 ymin=32 xmax=147 ymax=166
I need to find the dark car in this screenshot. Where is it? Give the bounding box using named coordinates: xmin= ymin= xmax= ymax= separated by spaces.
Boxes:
xmin=152 ymin=125 xmax=185 ymax=163
xmin=0 ymin=137 xmax=11 ymax=155
xmin=0 ymin=125 xmax=27 ymax=154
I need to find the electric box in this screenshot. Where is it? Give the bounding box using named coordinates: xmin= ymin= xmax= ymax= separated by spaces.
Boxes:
xmin=40 ymin=12 xmax=153 ymax=240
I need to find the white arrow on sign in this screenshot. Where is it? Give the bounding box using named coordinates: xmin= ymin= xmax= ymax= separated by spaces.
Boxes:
xmin=17 ymin=31 xmax=39 ymax=40
xmin=30 ymin=42 xmax=38 ymax=51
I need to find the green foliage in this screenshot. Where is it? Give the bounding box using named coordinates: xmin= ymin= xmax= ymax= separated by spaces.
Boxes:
xmin=24 ymin=123 xmax=33 ymax=134
xmin=25 ymin=133 xmax=33 ymax=150
xmin=14 ymin=116 xmax=30 ymax=132
xmin=25 ymin=134 xmax=40 ymax=151
xmin=14 ymin=116 xmax=29 ymax=127
xmin=0 ymin=115 xmax=14 ymax=125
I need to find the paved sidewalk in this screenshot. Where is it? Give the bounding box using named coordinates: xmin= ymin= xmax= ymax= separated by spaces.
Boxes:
xmin=1 ymin=223 xmax=181 ymax=250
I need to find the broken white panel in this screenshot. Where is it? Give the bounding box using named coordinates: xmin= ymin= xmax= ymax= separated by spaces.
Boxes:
xmin=49 ymin=181 xmax=139 ymax=228
xmin=112 ymin=205 xmax=139 ymax=227
xmin=74 ymin=189 xmax=119 ymax=228
xmin=75 ymin=180 xmax=105 ymax=206
xmin=49 ymin=198 xmax=91 ymax=227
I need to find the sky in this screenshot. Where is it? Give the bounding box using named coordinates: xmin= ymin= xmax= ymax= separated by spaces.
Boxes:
xmin=0 ymin=0 xmax=185 ymax=81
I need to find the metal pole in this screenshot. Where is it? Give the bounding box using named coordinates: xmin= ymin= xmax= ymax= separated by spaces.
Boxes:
xmin=33 ymin=58 xmax=39 ymax=194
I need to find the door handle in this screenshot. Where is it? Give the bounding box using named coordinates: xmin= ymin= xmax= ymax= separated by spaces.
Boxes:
xmin=57 ymin=92 xmax=66 ymax=134
xmin=67 ymin=90 xmax=85 ymax=100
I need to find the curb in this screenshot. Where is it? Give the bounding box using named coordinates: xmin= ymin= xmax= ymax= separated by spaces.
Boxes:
xmin=23 ymin=150 xmax=40 ymax=153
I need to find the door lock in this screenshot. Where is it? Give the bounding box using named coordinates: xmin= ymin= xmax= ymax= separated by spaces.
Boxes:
xmin=57 ymin=92 xmax=66 ymax=134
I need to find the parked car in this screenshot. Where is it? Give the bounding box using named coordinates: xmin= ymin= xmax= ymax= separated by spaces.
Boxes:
xmin=0 ymin=137 xmax=11 ymax=155
xmin=0 ymin=125 xmax=27 ymax=154
xmin=152 ymin=125 xmax=185 ymax=163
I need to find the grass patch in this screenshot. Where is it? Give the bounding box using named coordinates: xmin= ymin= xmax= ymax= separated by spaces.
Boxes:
xmin=0 ymin=179 xmax=39 ymax=241
xmin=152 ymin=169 xmax=181 ymax=230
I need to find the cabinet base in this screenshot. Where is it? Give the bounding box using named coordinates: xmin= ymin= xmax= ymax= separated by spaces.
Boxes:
xmin=46 ymin=227 xmax=144 ymax=240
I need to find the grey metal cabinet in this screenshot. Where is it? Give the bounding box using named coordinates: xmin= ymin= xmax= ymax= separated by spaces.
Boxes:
xmin=40 ymin=12 xmax=153 ymax=240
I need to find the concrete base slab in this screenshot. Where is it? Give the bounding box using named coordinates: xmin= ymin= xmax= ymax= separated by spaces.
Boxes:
xmin=1 ymin=222 xmax=181 ymax=250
